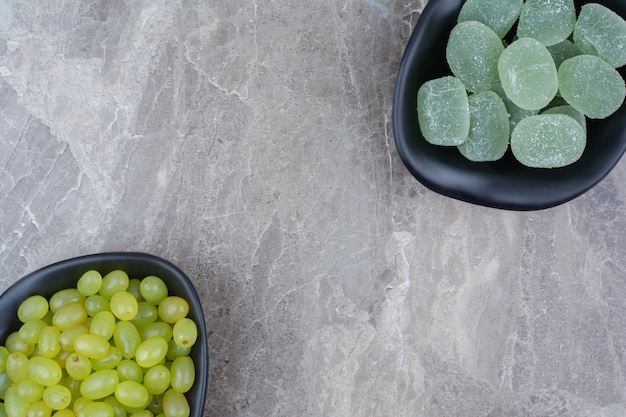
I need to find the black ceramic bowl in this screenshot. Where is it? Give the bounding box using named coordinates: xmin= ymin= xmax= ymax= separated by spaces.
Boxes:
xmin=0 ymin=252 xmax=208 ymax=417
xmin=393 ymin=0 xmax=626 ymax=210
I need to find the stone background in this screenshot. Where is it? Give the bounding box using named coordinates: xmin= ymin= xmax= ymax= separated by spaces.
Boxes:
xmin=2 ymin=1 xmax=626 ymax=416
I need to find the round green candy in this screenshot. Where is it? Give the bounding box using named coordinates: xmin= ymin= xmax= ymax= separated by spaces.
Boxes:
xmin=498 ymin=37 xmax=558 ymax=111
xmin=558 ymin=54 xmax=626 ymax=119
xmin=517 ymin=0 xmax=576 ymax=46
xmin=457 ymin=0 xmax=523 ymax=38
xmin=574 ymin=3 xmax=626 ymax=68
xmin=417 ymin=76 xmax=470 ymax=146
xmin=446 ymin=20 xmax=504 ymax=93
xmin=511 ymin=114 xmax=586 ymax=168
xmin=457 ymin=91 xmax=510 ymax=162
xmin=547 ymin=39 xmax=582 ymax=69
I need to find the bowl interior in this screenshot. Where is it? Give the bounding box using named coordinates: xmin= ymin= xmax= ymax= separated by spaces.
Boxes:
xmin=393 ymin=0 xmax=626 ymax=210
xmin=0 ymin=252 xmax=208 ymax=417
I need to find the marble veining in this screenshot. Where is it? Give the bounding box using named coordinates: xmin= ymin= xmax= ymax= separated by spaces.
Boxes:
xmin=2 ymin=1 xmax=626 ymax=416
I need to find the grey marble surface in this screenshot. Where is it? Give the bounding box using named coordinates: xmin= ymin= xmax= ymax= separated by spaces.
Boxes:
xmin=2 ymin=1 xmax=626 ymax=416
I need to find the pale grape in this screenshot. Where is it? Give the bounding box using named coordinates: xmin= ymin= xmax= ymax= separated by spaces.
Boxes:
xmin=76 ymin=271 xmax=102 ymax=297
xmin=162 ymin=389 xmax=189 ymax=417
xmin=79 ymin=370 xmax=118 ymax=400
xmin=139 ymin=276 xmax=168 ymax=306
xmin=100 ymin=271 xmax=129 ymax=299
xmin=169 ymin=356 xmax=195 ymax=394
xmin=114 ymin=381 xmax=149 ymax=409
xmin=72 ymin=335 xmax=110 ymax=360
xmin=18 ymin=296 xmax=49 ymax=323
xmin=42 ymin=385 xmax=71 ymax=410
xmin=109 ymin=292 xmax=138 ymax=322
xmin=157 ymin=297 xmax=189 ymax=324
xmin=134 ymin=336 xmax=168 ymax=368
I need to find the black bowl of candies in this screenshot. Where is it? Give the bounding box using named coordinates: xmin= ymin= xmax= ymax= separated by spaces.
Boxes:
xmin=0 ymin=252 xmax=208 ymax=417
xmin=393 ymin=0 xmax=626 ymax=210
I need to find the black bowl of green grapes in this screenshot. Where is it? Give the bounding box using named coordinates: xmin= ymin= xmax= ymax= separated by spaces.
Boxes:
xmin=393 ymin=0 xmax=626 ymax=210
xmin=0 ymin=252 xmax=208 ymax=417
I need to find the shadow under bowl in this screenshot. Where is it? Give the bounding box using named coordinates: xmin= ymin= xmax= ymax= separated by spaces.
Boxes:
xmin=0 ymin=252 xmax=208 ymax=417
xmin=393 ymin=0 xmax=626 ymax=210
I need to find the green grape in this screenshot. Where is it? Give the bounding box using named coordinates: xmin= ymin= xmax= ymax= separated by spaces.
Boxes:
xmin=6 ymin=332 xmax=34 ymax=355
xmin=134 ymin=336 xmax=168 ymax=368
xmin=5 ymin=385 xmax=29 ymax=417
xmin=165 ymin=340 xmax=190 ymax=361
xmin=42 ymin=385 xmax=71 ymax=410
xmin=100 ymin=271 xmax=129 ymax=299
xmin=26 ymin=401 xmax=51 ymax=417
xmin=0 ymin=346 xmax=10 ymax=372
xmin=79 ymin=370 xmax=119 ymax=400
xmin=139 ymin=277 xmax=168 ymax=306
xmin=114 ymin=381 xmax=149 ymax=408
xmin=71 ymin=397 xmax=91 ymax=415
xmin=0 ymin=403 xmax=6 ymax=417
xmin=169 ymin=357 xmax=194 ymax=394
xmin=0 ymin=371 xmax=13 ymax=399
xmin=109 ymin=292 xmax=138 ymax=321
xmin=116 ymin=359 xmax=143 ymax=383
xmin=140 ymin=322 xmax=172 ymax=342
xmin=73 ymin=335 xmax=110 ymax=360
xmin=16 ymin=380 xmax=44 ymax=403
xmin=84 ymin=296 xmax=110 ymax=317
xmin=130 ymin=302 xmax=158 ymax=329
xmin=49 ymin=290 xmax=84 ymax=314
xmin=147 ymin=394 xmax=164 ymax=415
xmin=102 ymin=396 xmax=126 ymax=417
xmin=6 ymin=352 xmax=29 ymax=383
xmin=113 ymin=322 xmax=141 ymax=360
xmin=18 ymin=320 xmax=46 ymax=345
xmin=77 ymin=270 xmax=102 ymax=297
xmin=90 ymin=311 xmax=116 ymax=340
xmin=75 ymin=402 xmax=113 ymax=417
xmin=59 ymin=325 xmax=89 ymax=352
xmin=127 ymin=279 xmax=144 ymax=301
xmin=172 ymin=318 xmax=197 ymax=349
xmin=59 ymin=376 xmax=80 ymax=409
xmin=157 ymin=297 xmax=188 ymax=324
xmin=50 ymin=409 xmax=73 ymax=417
xmin=129 ymin=411 xmax=152 ymax=417
xmin=52 ymin=303 xmax=87 ymax=331
xmin=143 ymin=365 xmax=170 ymax=395
xmin=38 ymin=326 xmax=61 ymax=358
xmin=90 ymin=347 xmax=122 ymax=371
xmin=18 ymin=296 xmax=49 ymax=323
xmin=65 ymin=353 xmax=92 ymax=381
xmin=27 ymin=357 xmax=63 ymax=386
xmin=162 ymin=389 xmax=189 ymax=417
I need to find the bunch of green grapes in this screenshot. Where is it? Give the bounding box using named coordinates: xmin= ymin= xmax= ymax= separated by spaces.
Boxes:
xmin=0 ymin=270 xmax=198 ymax=417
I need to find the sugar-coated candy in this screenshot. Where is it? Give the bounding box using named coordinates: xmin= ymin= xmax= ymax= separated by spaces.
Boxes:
xmin=542 ymin=105 xmax=586 ymax=131
xmin=446 ymin=21 xmax=504 ymax=93
xmin=417 ymin=76 xmax=470 ymax=146
xmin=498 ymin=38 xmax=558 ymax=110
xmin=457 ymin=91 xmax=510 ymax=162
xmin=511 ymin=114 xmax=586 ymax=168
xmin=558 ymin=54 xmax=626 ymax=119
xmin=517 ymin=0 xmax=576 ymax=46
xmin=547 ymin=39 xmax=582 ymax=69
xmin=457 ymin=0 xmax=523 ymax=38
xmin=573 ymin=3 xmax=626 ymax=68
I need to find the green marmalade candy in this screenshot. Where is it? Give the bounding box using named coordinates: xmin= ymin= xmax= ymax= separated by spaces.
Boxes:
xmin=457 ymin=91 xmax=510 ymax=162
xmin=446 ymin=20 xmax=504 ymax=93
xmin=542 ymin=105 xmax=586 ymax=131
xmin=417 ymin=76 xmax=470 ymax=146
xmin=511 ymin=114 xmax=586 ymax=168
xmin=573 ymin=3 xmax=626 ymax=68
xmin=558 ymin=54 xmax=626 ymax=119
xmin=517 ymin=0 xmax=576 ymax=46
xmin=457 ymin=0 xmax=523 ymax=38
xmin=498 ymin=37 xmax=558 ymax=110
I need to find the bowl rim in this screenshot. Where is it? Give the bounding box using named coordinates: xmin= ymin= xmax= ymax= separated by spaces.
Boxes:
xmin=0 ymin=252 xmax=209 ymax=417
xmin=392 ymin=0 xmax=626 ymax=211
